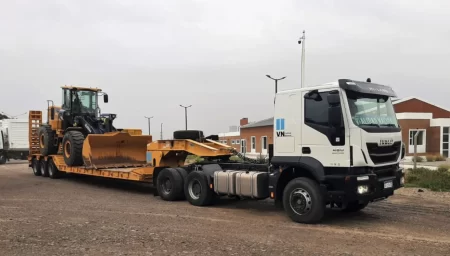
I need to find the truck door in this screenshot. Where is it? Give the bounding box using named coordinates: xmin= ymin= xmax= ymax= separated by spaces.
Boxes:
xmin=301 ymin=89 xmax=350 ymax=168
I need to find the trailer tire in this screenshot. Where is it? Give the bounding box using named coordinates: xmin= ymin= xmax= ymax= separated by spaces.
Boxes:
xmin=156 ymin=168 xmax=183 ymax=201
xmin=282 ymin=177 xmax=324 ymax=224
xmin=48 ymin=158 xmax=60 ymax=179
xmin=38 ymin=125 xmax=58 ymax=156
xmin=184 ymin=171 xmax=214 ymax=206
xmin=342 ymin=201 xmax=368 ymax=212
xmin=40 ymin=158 xmax=49 ymax=177
xmin=62 ymin=131 xmax=85 ymax=166
xmin=173 ymin=130 xmax=204 ymax=141
xmin=175 ymin=168 xmax=188 ymax=200
xmin=32 ymin=158 xmax=41 ymax=176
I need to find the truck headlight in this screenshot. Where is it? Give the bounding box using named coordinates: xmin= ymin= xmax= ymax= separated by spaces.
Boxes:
xmin=357 ymin=185 xmax=369 ymax=194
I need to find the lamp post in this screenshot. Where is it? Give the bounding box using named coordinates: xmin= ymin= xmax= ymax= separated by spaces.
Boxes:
xmin=144 ymin=116 xmax=153 ymax=135
xmin=266 ymin=75 xmax=286 ymax=94
xmin=160 ymin=123 xmax=163 ymax=140
xmin=298 ymin=30 xmax=306 ymax=88
xmin=179 ymin=105 xmax=192 ymax=130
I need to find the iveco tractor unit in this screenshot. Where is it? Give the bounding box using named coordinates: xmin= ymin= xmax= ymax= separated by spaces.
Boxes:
xmin=29 ymin=79 xmax=404 ymax=224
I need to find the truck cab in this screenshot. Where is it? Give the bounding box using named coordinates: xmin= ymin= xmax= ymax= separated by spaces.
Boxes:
xmin=270 ymin=78 xmax=404 ymax=222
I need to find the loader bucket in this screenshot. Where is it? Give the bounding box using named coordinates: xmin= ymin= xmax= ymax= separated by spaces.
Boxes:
xmin=82 ymin=132 xmax=152 ymax=169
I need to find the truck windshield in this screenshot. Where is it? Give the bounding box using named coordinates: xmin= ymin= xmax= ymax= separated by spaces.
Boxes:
xmin=346 ymin=90 xmax=399 ymax=128
xmin=67 ymin=90 xmax=98 ymax=114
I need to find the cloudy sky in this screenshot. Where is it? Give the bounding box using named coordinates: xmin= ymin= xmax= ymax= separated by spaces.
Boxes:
xmin=1 ymin=0 xmax=449 ymax=137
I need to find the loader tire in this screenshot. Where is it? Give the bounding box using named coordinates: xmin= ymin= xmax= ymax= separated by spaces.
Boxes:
xmin=156 ymin=168 xmax=183 ymax=201
xmin=38 ymin=125 xmax=58 ymax=156
xmin=62 ymin=131 xmax=85 ymax=166
xmin=173 ymin=130 xmax=204 ymax=141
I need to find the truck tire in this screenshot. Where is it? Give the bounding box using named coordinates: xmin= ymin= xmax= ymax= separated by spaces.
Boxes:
xmin=38 ymin=125 xmax=58 ymax=156
xmin=40 ymin=158 xmax=49 ymax=177
xmin=184 ymin=171 xmax=214 ymax=206
xmin=282 ymin=177 xmax=325 ymax=224
xmin=342 ymin=201 xmax=368 ymax=212
xmin=175 ymin=168 xmax=188 ymax=200
xmin=32 ymin=158 xmax=41 ymax=176
xmin=173 ymin=130 xmax=204 ymax=141
xmin=156 ymin=168 xmax=183 ymax=201
xmin=0 ymin=154 xmax=6 ymax=165
xmin=62 ymin=131 xmax=85 ymax=166
xmin=48 ymin=158 xmax=61 ymax=179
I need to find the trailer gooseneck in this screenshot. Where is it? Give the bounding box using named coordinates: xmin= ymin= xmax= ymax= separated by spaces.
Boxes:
xmin=29 ymin=79 xmax=405 ymax=224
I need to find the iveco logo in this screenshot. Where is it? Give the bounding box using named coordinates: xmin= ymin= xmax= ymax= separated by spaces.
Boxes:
xmin=379 ymin=139 xmax=394 ymax=146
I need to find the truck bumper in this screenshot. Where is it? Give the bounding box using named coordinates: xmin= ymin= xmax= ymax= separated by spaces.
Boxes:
xmin=324 ymin=167 xmax=404 ymax=204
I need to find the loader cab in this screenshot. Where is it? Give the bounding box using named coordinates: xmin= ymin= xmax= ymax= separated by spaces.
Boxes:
xmin=61 ymin=88 xmax=99 ymax=115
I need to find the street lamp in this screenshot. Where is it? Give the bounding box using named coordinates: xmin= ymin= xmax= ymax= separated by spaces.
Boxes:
xmin=179 ymin=105 xmax=192 ymax=130
xmin=144 ymin=116 xmax=153 ymax=135
xmin=266 ymin=75 xmax=286 ymax=94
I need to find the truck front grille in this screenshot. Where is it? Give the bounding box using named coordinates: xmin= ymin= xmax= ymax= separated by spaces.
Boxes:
xmin=366 ymin=142 xmax=401 ymax=164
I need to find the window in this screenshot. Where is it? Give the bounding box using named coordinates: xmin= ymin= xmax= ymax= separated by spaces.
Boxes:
xmin=409 ymin=130 xmax=424 ymax=146
xmin=240 ymin=139 xmax=246 ymax=153
xmin=262 ymin=136 xmax=267 ymax=150
xmin=443 ymin=127 xmax=449 ymax=157
xmin=251 ymin=136 xmax=256 ymax=150
xmin=304 ymin=91 xmax=330 ymax=127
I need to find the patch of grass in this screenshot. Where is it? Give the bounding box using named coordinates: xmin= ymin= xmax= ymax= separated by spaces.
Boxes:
xmin=435 ymin=154 xmax=447 ymax=161
xmin=412 ymin=156 xmax=423 ymax=162
xmin=426 ymin=155 xmax=436 ymax=162
xmin=437 ymin=164 xmax=450 ymax=173
xmin=185 ymin=155 xmax=204 ymax=163
xmin=405 ymin=167 xmax=450 ymax=192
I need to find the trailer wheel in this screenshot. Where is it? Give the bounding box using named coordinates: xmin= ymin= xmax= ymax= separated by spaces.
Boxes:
xmin=175 ymin=168 xmax=188 ymax=200
xmin=62 ymin=131 xmax=85 ymax=166
xmin=40 ymin=158 xmax=49 ymax=177
xmin=48 ymin=158 xmax=60 ymax=179
xmin=184 ymin=171 xmax=214 ymax=206
xmin=32 ymin=158 xmax=41 ymax=176
xmin=38 ymin=125 xmax=58 ymax=156
xmin=342 ymin=201 xmax=368 ymax=212
xmin=282 ymin=177 xmax=324 ymax=224
xmin=156 ymin=168 xmax=183 ymax=201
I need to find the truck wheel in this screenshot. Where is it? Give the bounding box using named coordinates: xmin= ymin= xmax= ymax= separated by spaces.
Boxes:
xmin=32 ymin=158 xmax=41 ymax=176
xmin=156 ymin=168 xmax=183 ymax=201
xmin=39 ymin=126 xmax=58 ymax=156
xmin=0 ymin=155 xmax=6 ymax=165
xmin=184 ymin=171 xmax=214 ymax=206
xmin=48 ymin=158 xmax=60 ymax=179
xmin=62 ymin=131 xmax=84 ymax=166
xmin=282 ymin=177 xmax=325 ymax=224
xmin=175 ymin=168 xmax=188 ymax=200
xmin=40 ymin=158 xmax=49 ymax=177
xmin=342 ymin=201 xmax=368 ymax=212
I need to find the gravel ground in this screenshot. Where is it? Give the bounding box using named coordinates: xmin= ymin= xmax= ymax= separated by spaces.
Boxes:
xmin=1 ymin=161 xmax=450 ymax=256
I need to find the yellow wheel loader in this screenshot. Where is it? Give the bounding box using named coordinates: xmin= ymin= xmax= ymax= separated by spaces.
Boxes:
xmin=37 ymin=86 xmax=151 ymax=168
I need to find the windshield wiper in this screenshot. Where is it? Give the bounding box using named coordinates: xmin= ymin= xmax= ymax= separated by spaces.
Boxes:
xmin=379 ymin=123 xmax=397 ymax=127
xmin=361 ymin=123 xmax=381 ymax=127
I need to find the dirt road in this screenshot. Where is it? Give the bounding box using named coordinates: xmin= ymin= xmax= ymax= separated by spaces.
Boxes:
xmin=1 ymin=162 xmax=450 ymax=256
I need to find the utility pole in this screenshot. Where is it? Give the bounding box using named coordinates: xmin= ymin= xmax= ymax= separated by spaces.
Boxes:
xmin=298 ymin=30 xmax=306 ymax=88
xmin=179 ymin=105 xmax=192 ymax=130
xmin=160 ymin=123 xmax=163 ymax=140
xmin=144 ymin=116 xmax=153 ymax=135
xmin=266 ymin=75 xmax=286 ymax=94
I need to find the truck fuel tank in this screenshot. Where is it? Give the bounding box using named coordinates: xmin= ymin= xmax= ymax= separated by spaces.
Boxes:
xmin=213 ymin=170 xmax=269 ymax=199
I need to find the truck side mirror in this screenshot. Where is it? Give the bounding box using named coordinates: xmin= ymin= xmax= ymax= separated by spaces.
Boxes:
xmin=50 ymin=107 xmax=55 ymax=120
xmin=327 ymin=93 xmax=340 ymax=105
xmin=103 ymin=94 xmax=109 ymax=103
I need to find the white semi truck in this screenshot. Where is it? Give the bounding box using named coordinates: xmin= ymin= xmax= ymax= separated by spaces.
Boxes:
xmin=0 ymin=119 xmax=29 ymax=164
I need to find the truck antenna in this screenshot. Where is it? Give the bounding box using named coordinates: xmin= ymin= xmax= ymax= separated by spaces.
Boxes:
xmin=366 ymin=78 xmax=371 ymax=83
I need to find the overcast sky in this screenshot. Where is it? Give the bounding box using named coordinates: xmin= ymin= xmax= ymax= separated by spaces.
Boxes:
xmin=1 ymin=0 xmax=449 ymax=137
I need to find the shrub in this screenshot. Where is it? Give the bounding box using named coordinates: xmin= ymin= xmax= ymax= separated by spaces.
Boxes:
xmin=229 ymin=155 xmax=244 ymax=162
xmin=437 ymin=164 xmax=450 ymax=173
xmin=426 ymin=155 xmax=436 ymax=162
xmin=405 ymin=167 xmax=450 ymax=191
xmin=435 ymin=154 xmax=447 ymax=161
xmin=412 ymin=156 xmax=423 ymax=162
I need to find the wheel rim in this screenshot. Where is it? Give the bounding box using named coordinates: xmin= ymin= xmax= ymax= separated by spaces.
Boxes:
xmin=161 ymin=178 xmax=172 ymax=194
xmin=188 ymin=179 xmax=202 ymax=200
xmin=289 ymin=188 xmax=312 ymax=215
xmin=64 ymin=141 xmax=71 ymax=158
